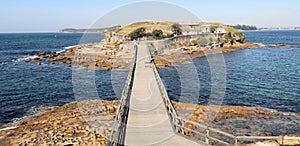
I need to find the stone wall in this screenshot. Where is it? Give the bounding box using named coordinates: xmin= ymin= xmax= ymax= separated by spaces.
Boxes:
xmin=104 ymin=32 xmax=127 ymax=43
xmin=171 ymin=33 xmax=217 ymax=44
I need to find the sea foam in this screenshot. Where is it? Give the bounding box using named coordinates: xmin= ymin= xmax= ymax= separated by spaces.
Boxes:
xmin=55 ymin=45 xmax=78 ymax=54
xmin=12 ymin=55 xmax=39 ymax=63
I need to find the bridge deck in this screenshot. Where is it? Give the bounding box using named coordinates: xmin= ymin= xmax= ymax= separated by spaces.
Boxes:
xmin=124 ymin=43 xmax=201 ymax=146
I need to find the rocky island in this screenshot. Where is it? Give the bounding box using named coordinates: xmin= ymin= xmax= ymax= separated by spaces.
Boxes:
xmin=2 ymin=21 xmax=299 ymax=146
xmin=27 ymin=21 xmax=261 ymax=70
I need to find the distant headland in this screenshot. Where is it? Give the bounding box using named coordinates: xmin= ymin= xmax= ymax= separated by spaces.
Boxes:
xmin=57 ymin=28 xmax=107 ymax=33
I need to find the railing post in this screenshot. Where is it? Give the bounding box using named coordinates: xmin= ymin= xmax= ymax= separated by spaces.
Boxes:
xmin=205 ymin=128 xmax=209 ymax=144
xmin=234 ymin=136 xmax=237 ymax=146
xmin=180 ymin=119 xmax=184 ymax=135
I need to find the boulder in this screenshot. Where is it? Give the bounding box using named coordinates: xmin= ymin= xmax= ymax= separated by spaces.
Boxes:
xmin=38 ymin=52 xmax=46 ymax=56
xmin=33 ymin=57 xmax=40 ymax=61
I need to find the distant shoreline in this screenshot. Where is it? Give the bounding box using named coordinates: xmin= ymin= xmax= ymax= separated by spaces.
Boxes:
xmin=241 ymin=28 xmax=300 ymax=32
xmin=57 ymin=28 xmax=107 ymax=33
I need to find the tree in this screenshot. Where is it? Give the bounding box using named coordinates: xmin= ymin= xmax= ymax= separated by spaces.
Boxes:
xmin=128 ymin=27 xmax=146 ymax=40
xmin=230 ymin=24 xmax=257 ymax=30
xmin=152 ymin=29 xmax=163 ymax=39
xmin=210 ymin=26 xmax=216 ymax=33
xmin=171 ymin=24 xmax=182 ymax=35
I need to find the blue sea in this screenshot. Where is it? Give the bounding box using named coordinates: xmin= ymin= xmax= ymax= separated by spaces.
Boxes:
xmin=0 ymin=33 xmax=127 ymax=126
xmin=158 ymin=30 xmax=300 ymax=113
xmin=0 ymin=31 xmax=300 ymax=126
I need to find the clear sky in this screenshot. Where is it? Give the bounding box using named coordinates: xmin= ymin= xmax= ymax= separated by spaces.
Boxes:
xmin=0 ymin=0 xmax=299 ymax=33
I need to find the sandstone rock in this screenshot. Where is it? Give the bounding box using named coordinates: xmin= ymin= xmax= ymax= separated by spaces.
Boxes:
xmin=276 ymin=138 xmax=300 ymax=145
xmin=66 ymin=61 xmax=72 ymax=65
xmin=245 ymin=140 xmax=279 ymax=146
xmin=38 ymin=52 xmax=46 ymax=56
xmin=42 ymin=55 xmax=49 ymax=58
xmin=35 ymin=61 xmax=42 ymax=65
xmin=0 ymin=100 xmax=119 ymax=146
xmin=33 ymin=57 xmax=40 ymax=61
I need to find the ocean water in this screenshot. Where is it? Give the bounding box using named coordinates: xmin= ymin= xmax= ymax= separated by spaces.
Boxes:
xmin=0 ymin=31 xmax=299 ymax=126
xmin=158 ymin=30 xmax=300 ymax=113
xmin=0 ymin=33 xmax=127 ymax=126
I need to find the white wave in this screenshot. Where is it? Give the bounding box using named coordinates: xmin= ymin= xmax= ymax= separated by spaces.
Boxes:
xmin=0 ymin=61 xmax=7 ymax=65
xmin=9 ymin=106 xmax=44 ymax=126
xmin=11 ymin=45 xmax=79 ymax=63
xmin=65 ymin=45 xmax=78 ymax=50
xmin=254 ymin=43 xmax=266 ymax=47
xmin=26 ymin=105 xmax=43 ymax=115
xmin=56 ymin=49 xmax=66 ymax=54
xmin=56 ymin=45 xmax=78 ymax=54
xmin=12 ymin=55 xmax=39 ymax=63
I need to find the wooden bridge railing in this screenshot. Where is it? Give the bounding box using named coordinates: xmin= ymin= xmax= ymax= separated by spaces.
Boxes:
xmin=108 ymin=45 xmax=138 ymax=146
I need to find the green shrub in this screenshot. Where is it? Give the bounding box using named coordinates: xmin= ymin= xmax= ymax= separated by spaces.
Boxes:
xmin=152 ymin=29 xmax=163 ymax=38
xmin=146 ymin=32 xmax=152 ymax=37
xmin=209 ymin=37 xmax=214 ymax=43
xmin=128 ymin=27 xmax=146 ymax=40
xmin=191 ymin=40 xmax=198 ymax=46
xmin=166 ymin=33 xmax=175 ymax=38
xmin=227 ymin=27 xmax=241 ymax=34
xmin=171 ymin=24 xmax=182 ymax=35
xmin=225 ymin=27 xmax=246 ymax=43
xmin=224 ymin=32 xmax=233 ymax=43
xmin=210 ymin=26 xmax=216 ymax=33
xmin=197 ymin=37 xmax=209 ymax=47
xmin=236 ymin=32 xmax=246 ymax=43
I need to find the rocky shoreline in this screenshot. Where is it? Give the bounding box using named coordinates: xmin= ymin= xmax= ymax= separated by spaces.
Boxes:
xmin=25 ymin=41 xmax=295 ymax=70
xmin=26 ymin=41 xmax=262 ymax=70
xmin=152 ymin=42 xmax=261 ymax=67
xmin=151 ymin=42 xmax=297 ymax=68
xmin=0 ymin=100 xmax=119 ymax=146
xmin=26 ymin=41 xmax=135 ymax=70
xmin=174 ymin=102 xmax=300 ymax=145
xmin=0 ymin=100 xmax=299 ymax=146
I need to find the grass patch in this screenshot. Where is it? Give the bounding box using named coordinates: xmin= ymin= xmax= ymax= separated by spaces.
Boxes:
xmin=227 ymin=27 xmax=241 ymax=33
xmin=117 ymin=21 xmax=175 ymax=35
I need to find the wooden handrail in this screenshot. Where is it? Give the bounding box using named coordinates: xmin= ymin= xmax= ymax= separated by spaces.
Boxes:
xmin=108 ymin=45 xmax=138 ymax=146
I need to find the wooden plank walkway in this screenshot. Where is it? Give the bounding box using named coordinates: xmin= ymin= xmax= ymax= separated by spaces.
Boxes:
xmin=124 ymin=42 xmax=201 ymax=146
